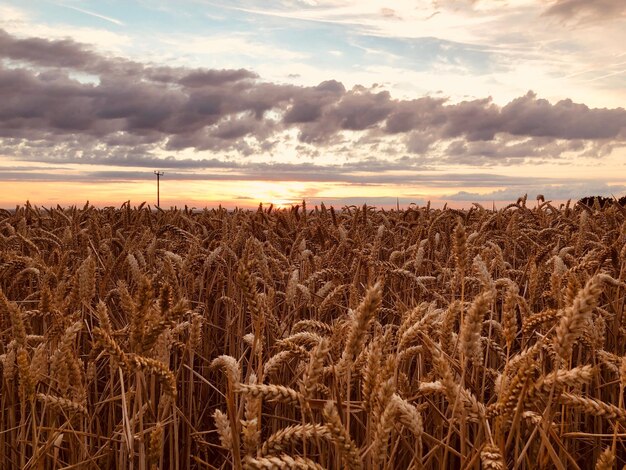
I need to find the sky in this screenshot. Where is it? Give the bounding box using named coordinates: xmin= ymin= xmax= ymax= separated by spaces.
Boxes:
xmin=0 ymin=0 xmax=625 ymax=208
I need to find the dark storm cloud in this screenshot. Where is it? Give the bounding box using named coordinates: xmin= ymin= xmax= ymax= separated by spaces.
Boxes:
xmin=1 ymin=29 xmax=626 ymax=167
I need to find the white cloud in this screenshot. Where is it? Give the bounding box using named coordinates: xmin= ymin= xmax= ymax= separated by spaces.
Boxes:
xmin=0 ymin=4 xmax=131 ymax=52
xmin=204 ymin=0 xmax=626 ymax=107
xmin=160 ymin=34 xmax=309 ymax=62
xmin=54 ymin=4 xmax=125 ymax=26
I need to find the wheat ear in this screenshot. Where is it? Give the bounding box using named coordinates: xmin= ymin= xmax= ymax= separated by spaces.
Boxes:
xmin=322 ymin=401 xmax=362 ymax=470
xmin=480 ymin=444 xmax=505 ymax=470
xmin=554 ymin=275 xmax=602 ymax=361
xmin=243 ymin=454 xmax=325 ymax=470
xmin=337 ymin=282 xmax=382 ymax=375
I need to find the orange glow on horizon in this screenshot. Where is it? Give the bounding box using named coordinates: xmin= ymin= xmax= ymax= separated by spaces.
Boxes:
xmin=1 ymin=178 xmax=616 ymax=210
xmin=0 ymin=180 xmax=435 ymax=209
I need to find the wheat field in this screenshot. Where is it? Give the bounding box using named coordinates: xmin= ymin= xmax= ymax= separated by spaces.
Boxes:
xmin=0 ymin=197 xmax=625 ymax=469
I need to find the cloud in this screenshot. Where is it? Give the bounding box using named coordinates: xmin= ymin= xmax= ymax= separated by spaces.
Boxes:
xmin=0 ymin=159 xmax=565 ymax=188
xmin=0 ymin=28 xmax=625 ymax=169
xmin=2 ymin=161 xmax=623 ymax=206
xmin=544 ymin=0 xmax=626 ymax=23
xmin=165 ymin=34 xmax=309 ymax=62
xmin=178 ymin=69 xmax=258 ymax=87
xmin=446 ymin=183 xmax=626 ymax=202
xmin=441 ymin=135 xmax=590 ymax=165
xmin=0 ymin=28 xmax=111 ymax=71
xmin=54 ymin=4 xmax=125 ymax=27
xmin=499 ymin=92 xmax=626 ymax=140
xmin=0 ymin=5 xmax=131 ymax=50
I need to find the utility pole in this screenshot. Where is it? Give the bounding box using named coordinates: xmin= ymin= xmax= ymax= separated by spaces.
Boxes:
xmin=154 ymin=171 xmax=164 ymax=207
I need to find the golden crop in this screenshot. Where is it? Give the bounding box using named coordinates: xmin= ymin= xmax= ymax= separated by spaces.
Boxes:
xmin=0 ymin=197 xmax=624 ymax=469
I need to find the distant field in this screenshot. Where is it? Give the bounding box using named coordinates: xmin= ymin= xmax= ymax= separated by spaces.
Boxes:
xmin=0 ymin=199 xmax=625 ymax=469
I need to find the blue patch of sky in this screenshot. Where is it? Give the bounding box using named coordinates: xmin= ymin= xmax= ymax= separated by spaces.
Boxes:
xmin=20 ymin=1 xmax=126 ymax=29
xmin=352 ymin=35 xmax=496 ymax=74
xmin=12 ymin=0 xmax=496 ymax=78
xmin=12 ymin=1 xmax=230 ymax=35
xmin=199 ymin=4 xmax=497 ymax=76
